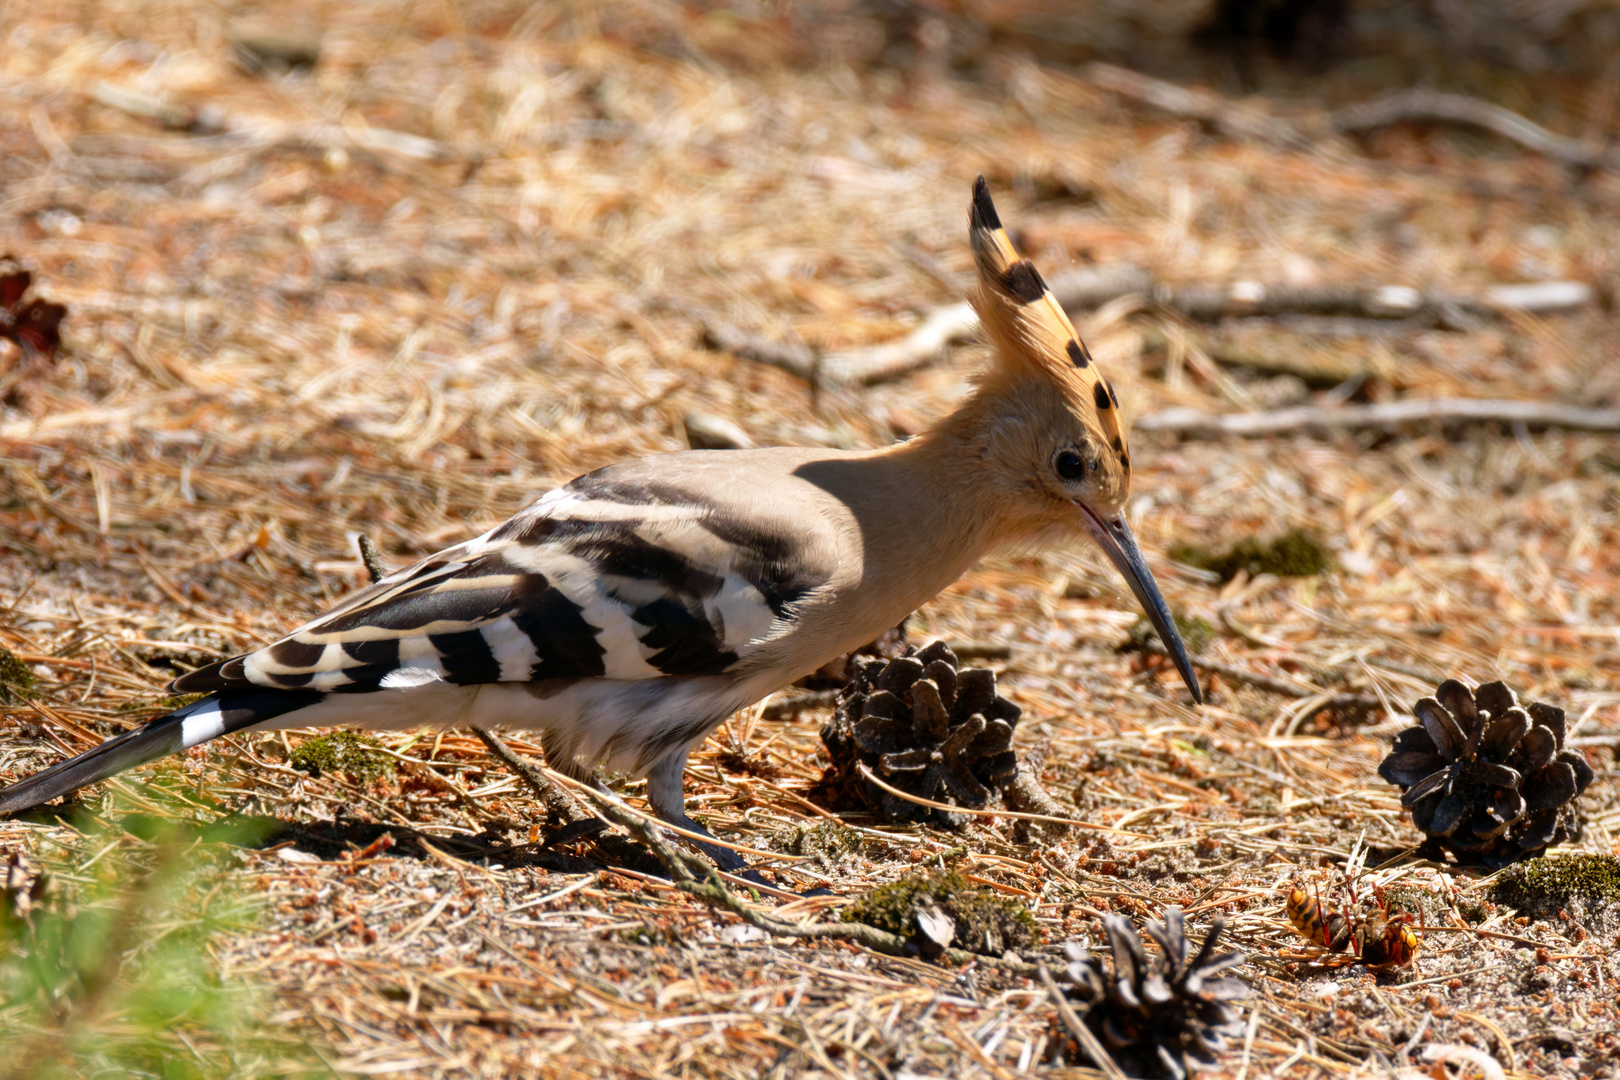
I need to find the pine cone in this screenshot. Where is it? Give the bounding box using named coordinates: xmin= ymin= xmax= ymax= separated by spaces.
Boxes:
xmin=814 ymin=641 xmax=1021 ymax=825
xmin=1378 ymin=679 xmax=1595 ymax=868
xmin=1057 ymin=909 xmax=1247 ymax=1079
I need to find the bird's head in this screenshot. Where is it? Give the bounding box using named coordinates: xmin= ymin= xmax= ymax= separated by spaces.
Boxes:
xmin=962 ymin=176 xmax=1201 ymax=703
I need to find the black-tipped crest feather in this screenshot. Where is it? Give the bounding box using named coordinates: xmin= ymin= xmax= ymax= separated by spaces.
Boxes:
xmin=970 ymin=175 xmax=1002 ymax=232
xmin=964 ymin=179 xmax=1130 ymax=472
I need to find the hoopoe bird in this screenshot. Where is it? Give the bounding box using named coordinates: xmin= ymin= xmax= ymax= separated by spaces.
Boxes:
xmin=0 ymin=179 xmax=1200 ymax=870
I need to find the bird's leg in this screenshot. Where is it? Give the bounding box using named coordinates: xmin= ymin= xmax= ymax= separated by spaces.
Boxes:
xmin=644 ymin=750 xmax=754 ymax=876
xmin=538 ymin=769 xmax=621 ymax=848
xmin=471 ymin=726 xmax=609 ymax=849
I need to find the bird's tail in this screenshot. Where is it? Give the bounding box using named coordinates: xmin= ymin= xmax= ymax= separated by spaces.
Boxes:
xmin=0 ymin=689 xmax=324 ymax=816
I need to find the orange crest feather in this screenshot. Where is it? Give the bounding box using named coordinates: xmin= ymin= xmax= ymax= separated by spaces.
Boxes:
xmin=966 ymin=176 xmax=1129 ymax=475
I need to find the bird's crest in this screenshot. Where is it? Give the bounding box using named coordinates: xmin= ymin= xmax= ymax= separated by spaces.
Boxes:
xmin=967 ymin=176 xmax=1130 ymax=478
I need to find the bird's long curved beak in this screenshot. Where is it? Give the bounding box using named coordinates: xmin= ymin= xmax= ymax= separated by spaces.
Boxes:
xmin=1078 ymin=507 xmax=1202 ymax=704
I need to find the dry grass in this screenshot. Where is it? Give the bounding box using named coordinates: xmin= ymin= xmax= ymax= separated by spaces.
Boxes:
xmin=1 ymin=2 xmax=1619 ymax=1077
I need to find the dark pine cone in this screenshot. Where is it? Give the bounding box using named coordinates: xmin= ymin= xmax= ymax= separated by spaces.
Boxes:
xmin=814 ymin=641 xmax=1021 ymax=826
xmin=1057 ymin=909 xmax=1247 ymax=1079
xmin=1378 ymin=679 xmax=1595 ymax=868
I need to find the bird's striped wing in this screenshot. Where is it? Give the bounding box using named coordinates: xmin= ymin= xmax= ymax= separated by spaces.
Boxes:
xmin=175 ymin=475 xmax=830 ymax=695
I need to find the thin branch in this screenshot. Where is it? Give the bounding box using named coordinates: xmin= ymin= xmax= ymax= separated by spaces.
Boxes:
xmin=1331 ymin=89 xmax=1614 ymax=172
xmin=855 ymin=763 xmax=1148 ymax=837
xmin=1082 ymin=62 xmax=1307 ymax=149
xmin=547 ymin=765 xmax=1043 ymax=972
xmin=468 ymin=725 xmax=591 ymax=826
xmin=1136 ymin=399 xmax=1620 ymax=438
xmin=699 ymin=317 xmax=816 ymax=382
xmin=1001 ymin=770 xmax=1073 ymax=840
xmin=815 ymin=265 xmax=1153 ymax=385
xmin=354 ymin=534 xmax=388 ymax=585
xmin=89 ymin=79 xmax=453 ymax=166
xmin=1082 ymin=64 xmax=1618 ymax=177
xmin=709 ymin=267 xmax=1589 ymax=387
xmin=760 ymin=689 xmax=840 ymax=720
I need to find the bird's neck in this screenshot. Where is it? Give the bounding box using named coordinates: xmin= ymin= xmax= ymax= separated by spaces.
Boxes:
xmin=845 ymin=386 xmax=1039 ymax=608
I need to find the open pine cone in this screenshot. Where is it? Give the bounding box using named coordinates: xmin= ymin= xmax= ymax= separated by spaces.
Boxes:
xmin=1378 ymin=679 xmax=1595 ymax=867
xmin=1056 ymin=909 xmax=1247 ymax=1079
xmin=814 ymin=641 xmax=1021 ymax=825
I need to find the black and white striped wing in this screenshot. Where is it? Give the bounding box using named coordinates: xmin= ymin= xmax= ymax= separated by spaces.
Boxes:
xmin=174 ymin=481 xmax=829 ymax=695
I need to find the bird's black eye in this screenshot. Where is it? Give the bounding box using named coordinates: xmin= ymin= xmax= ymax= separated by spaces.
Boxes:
xmin=1055 ymin=450 xmax=1086 ymax=480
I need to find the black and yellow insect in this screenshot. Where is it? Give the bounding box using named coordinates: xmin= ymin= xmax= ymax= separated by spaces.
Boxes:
xmin=1284 ymin=878 xmax=1418 ymax=969
xmin=1358 ymin=910 xmax=1420 ymax=969
xmin=1286 ymin=881 xmax=1352 ymax=953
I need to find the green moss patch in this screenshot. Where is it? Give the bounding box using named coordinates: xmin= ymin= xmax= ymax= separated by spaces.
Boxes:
xmin=1171 ymin=527 xmax=1333 ymax=583
xmin=0 ymin=645 xmax=38 ymax=703
xmin=843 ymin=870 xmax=1039 ymax=956
xmin=288 ymin=731 xmax=394 ymax=785
xmin=1123 ymin=607 xmax=1215 ymax=655
xmin=1379 ymin=883 xmax=1446 ymax=924
xmin=1487 ymin=854 xmax=1620 ymax=921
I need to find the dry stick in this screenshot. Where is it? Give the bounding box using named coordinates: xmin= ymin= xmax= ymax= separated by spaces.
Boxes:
xmin=1138 ymin=398 xmax=1620 ymax=438
xmin=760 ymin=689 xmax=840 ymax=720
xmin=89 ymin=80 xmax=453 ymax=165
xmin=1331 ymin=89 xmax=1615 ymax=172
xmin=1082 ymin=62 xmax=1308 ymax=149
xmin=855 ymin=764 xmax=1150 ymax=837
xmin=354 ymin=534 xmax=389 ymax=585
xmin=1137 ymin=324 xmax=1388 ymax=390
xmin=469 ymin=726 xmax=591 ymax=827
xmin=1001 ymin=770 xmax=1073 ymax=840
xmin=815 ymin=265 xmax=1153 ymax=385
xmin=699 ymin=317 xmax=817 ymax=383
xmin=1085 ymin=62 xmax=1617 ymax=177
xmin=712 ymin=266 xmax=1587 ymax=387
xmin=546 ymin=765 xmax=1045 ymax=973
xmin=704 ymin=266 xmax=1150 ymax=387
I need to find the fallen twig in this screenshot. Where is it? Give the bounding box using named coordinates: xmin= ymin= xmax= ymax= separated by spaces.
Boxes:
xmin=547 ymin=765 xmax=1044 ymax=971
xmin=699 ymin=317 xmax=817 ymax=382
xmin=1001 ymin=769 xmax=1073 ymax=840
xmin=760 ymin=689 xmax=840 ymax=720
xmin=1082 ymin=64 xmax=1618 ymax=177
xmin=469 ymin=726 xmax=592 ymax=827
xmin=815 ymin=265 xmax=1153 ymax=385
xmin=355 ymin=534 xmax=388 ymax=585
xmin=89 ymin=79 xmax=454 ymax=167
xmin=1082 ymin=62 xmax=1307 ymax=150
xmin=1331 ymin=89 xmax=1614 ymax=172
xmin=855 ymin=764 xmax=1148 ymax=837
xmin=1136 ymin=399 xmax=1620 ymax=438
xmin=1152 ymin=279 xmax=1590 ymax=323
xmin=711 ymin=265 xmax=1589 ymax=387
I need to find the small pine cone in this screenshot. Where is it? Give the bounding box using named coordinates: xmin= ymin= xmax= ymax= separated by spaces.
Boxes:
xmin=1378 ymin=679 xmax=1595 ymax=868
xmin=814 ymin=641 xmax=1021 ymax=825
xmin=1058 ymin=909 xmax=1247 ymax=1079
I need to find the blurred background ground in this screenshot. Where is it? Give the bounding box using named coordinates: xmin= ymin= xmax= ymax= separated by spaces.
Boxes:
xmin=1 ymin=1 xmax=1619 ymax=1077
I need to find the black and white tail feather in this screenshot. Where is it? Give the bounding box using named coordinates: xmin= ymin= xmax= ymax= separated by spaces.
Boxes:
xmin=0 ymin=691 xmax=321 ymax=815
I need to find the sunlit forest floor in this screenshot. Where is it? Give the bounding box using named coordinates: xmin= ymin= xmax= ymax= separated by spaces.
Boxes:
xmin=1 ymin=2 xmax=1618 ymax=1077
